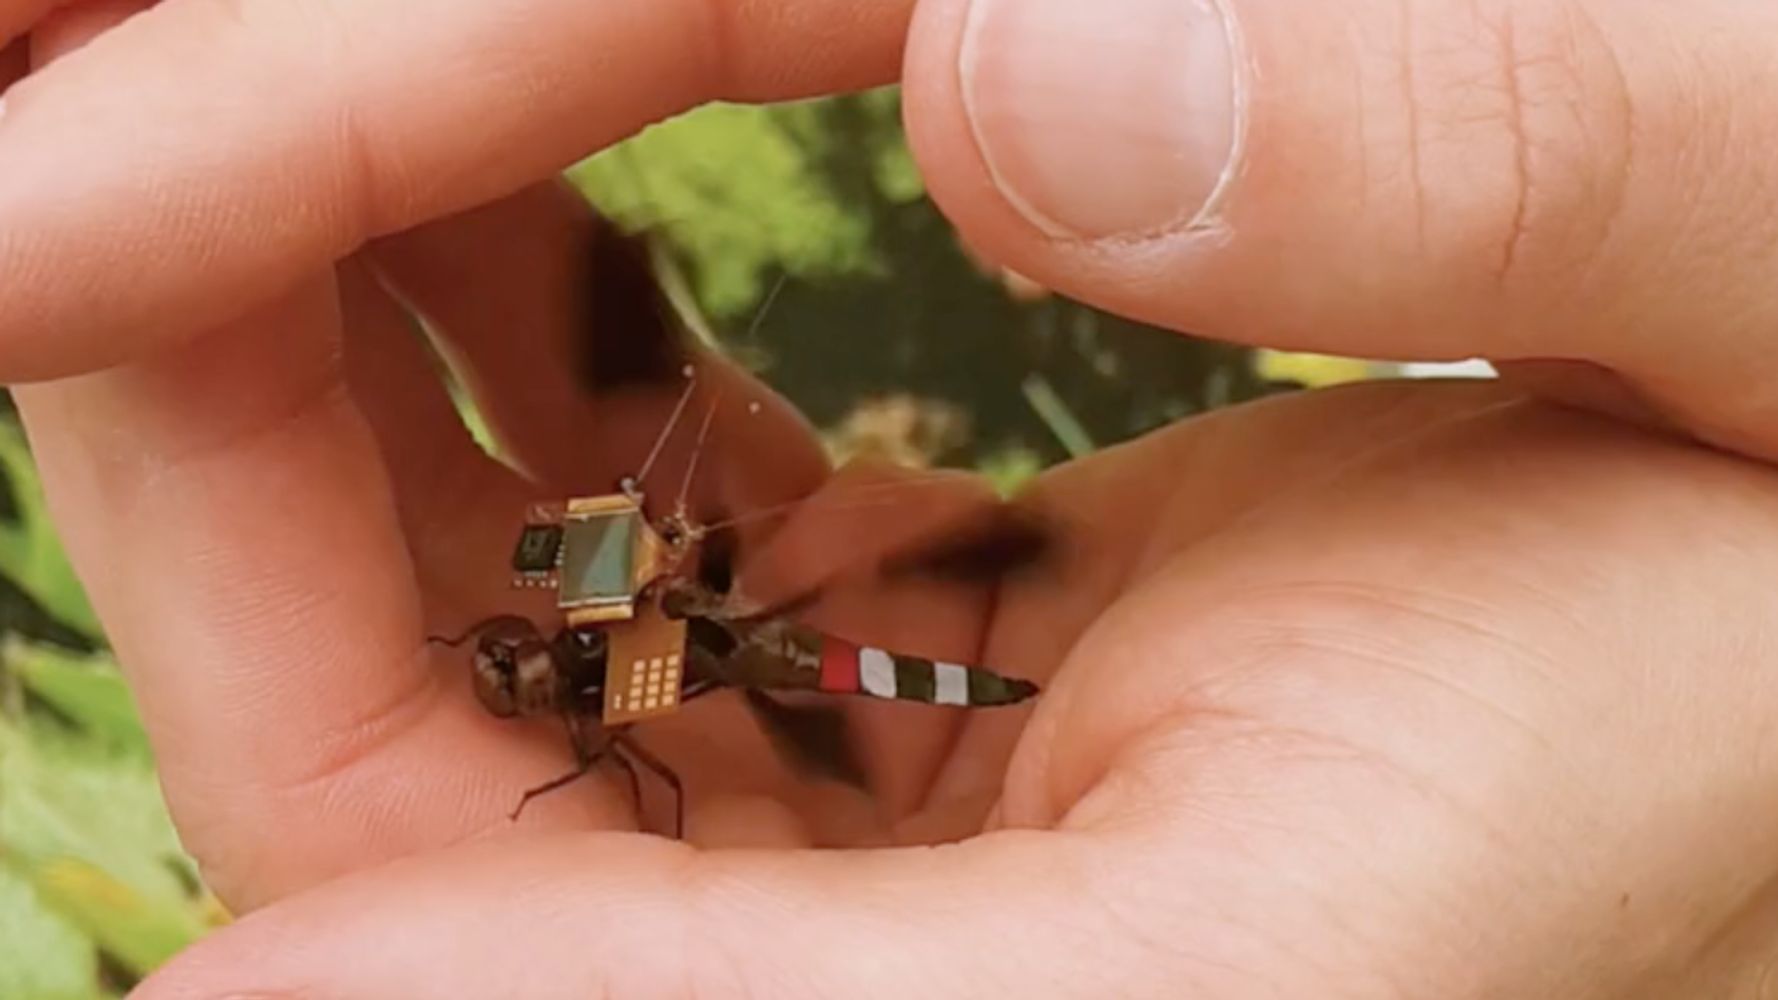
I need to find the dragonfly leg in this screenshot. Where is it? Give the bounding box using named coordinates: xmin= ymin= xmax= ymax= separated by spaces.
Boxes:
xmin=608 ymin=748 xmax=642 ymax=826
xmin=426 ymin=614 xmax=536 ymax=648
xmin=509 ymin=714 xmax=613 ymax=821
xmin=610 ymin=681 xmax=718 ymax=836
xmin=614 ymin=733 xmax=685 ymax=840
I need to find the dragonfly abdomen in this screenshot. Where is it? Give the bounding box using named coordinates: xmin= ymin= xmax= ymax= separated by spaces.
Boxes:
xmin=814 ymin=636 xmax=1036 ymax=707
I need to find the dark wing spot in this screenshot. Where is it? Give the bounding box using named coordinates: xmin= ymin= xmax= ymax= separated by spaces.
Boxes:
xmin=574 ymin=221 xmax=691 ymax=394
xmin=879 ymin=506 xmax=1054 ymax=586
xmin=740 ymin=688 xmax=868 ymax=789
xmin=697 ymin=525 xmax=739 ymax=595
xmin=687 ymin=616 xmax=740 ymax=659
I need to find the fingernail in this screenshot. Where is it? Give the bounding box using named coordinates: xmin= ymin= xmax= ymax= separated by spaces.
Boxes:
xmin=960 ymin=0 xmax=1244 ymax=240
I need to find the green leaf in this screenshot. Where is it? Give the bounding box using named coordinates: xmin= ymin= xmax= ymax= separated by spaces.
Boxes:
xmin=568 ymin=99 xmax=882 ymax=318
xmin=25 ymin=858 xmax=200 ymax=978
xmin=0 ymin=420 xmax=102 ymax=641
xmin=976 ymin=447 xmax=1045 ymax=499
xmin=8 ymin=644 xmax=150 ymax=759
xmin=1251 ymin=349 xmax=1381 ymax=388
xmin=444 ymin=373 xmax=496 ymax=456
xmin=0 ymin=863 xmax=102 ymax=1000
xmin=0 ymin=711 xmax=208 ymax=983
xmin=855 ymin=88 xmax=926 ymax=204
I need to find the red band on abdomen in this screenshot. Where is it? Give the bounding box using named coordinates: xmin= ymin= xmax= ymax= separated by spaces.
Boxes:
xmin=818 ymin=637 xmax=861 ymax=693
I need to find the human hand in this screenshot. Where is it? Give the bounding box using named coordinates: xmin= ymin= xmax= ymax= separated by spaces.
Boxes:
xmin=37 ymin=247 xmax=1778 ymax=999
xmin=11 ymin=0 xmax=1778 ymax=997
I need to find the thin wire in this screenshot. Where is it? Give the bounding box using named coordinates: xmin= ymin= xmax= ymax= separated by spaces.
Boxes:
xmin=743 ymin=273 xmax=789 ymax=347
xmin=676 ymin=394 xmax=722 ymax=514
xmin=426 ymin=618 xmax=502 ymax=647
xmin=634 ymin=370 xmax=698 ymax=487
xmin=426 ymin=630 xmax=477 ymax=648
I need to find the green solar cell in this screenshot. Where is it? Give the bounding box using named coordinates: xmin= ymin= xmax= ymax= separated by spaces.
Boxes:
xmin=559 ymin=512 xmax=638 ymax=605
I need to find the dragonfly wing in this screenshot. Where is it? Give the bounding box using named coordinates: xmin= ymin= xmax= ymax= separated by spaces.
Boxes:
xmin=739 ymin=687 xmax=868 ymax=789
xmin=717 ymin=504 xmax=1057 ymax=627
xmin=697 ymin=522 xmax=739 ymax=596
xmin=875 ymin=504 xmax=1054 ymax=586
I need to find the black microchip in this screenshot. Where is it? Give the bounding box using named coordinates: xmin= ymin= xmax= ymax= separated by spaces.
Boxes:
xmin=511 ymin=525 xmax=564 ymax=572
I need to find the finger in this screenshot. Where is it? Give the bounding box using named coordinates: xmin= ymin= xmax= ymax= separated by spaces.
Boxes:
xmin=17 ymin=0 xmax=593 ymax=907
xmin=904 ymin=0 xmax=1778 ymax=459
xmin=0 ymin=0 xmax=914 ymax=380
xmin=12 ymin=278 xmax=475 ymax=899
xmin=131 ymin=831 xmax=1195 ymax=1000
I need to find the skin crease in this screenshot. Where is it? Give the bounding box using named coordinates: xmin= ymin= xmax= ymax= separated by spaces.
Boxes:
xmin=10 ymin=0 xmax=1778 ymax=997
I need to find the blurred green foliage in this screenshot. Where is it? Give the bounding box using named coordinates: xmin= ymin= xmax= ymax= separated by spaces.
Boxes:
xmin=0 ymin=87 xmax=1289 ymax=996
xmin=0 ymin=418 xmax=101 ymax=648
xmin=570 ymin=88 xmax=1275 ymax=473
xmin=0 ymin=433 xmax=221 ymax=998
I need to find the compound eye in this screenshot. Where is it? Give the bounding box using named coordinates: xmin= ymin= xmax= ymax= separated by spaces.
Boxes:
xmin=476 ymin=632 xmax=518 ymax=665
xmin=471 ymin=644 xmax=520 ymax=718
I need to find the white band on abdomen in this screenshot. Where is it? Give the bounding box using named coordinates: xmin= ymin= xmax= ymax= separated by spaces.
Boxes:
xmin=859 ymin=647 xmax=897 ymax=699
xmin=933 ymin=663 xmax=969 ymax=705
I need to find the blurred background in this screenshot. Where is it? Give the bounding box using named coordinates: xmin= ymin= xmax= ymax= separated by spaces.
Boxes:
xmin=0 ymin=88 xmax=1485 ymax=998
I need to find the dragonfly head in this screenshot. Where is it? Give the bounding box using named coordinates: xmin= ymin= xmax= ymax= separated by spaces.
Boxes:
xmin=460 ymin=616 xmax=561 ymax=719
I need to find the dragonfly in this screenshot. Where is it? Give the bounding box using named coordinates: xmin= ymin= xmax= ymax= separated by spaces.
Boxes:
xmin=431 ymin=215 xmax=1051 ymax=838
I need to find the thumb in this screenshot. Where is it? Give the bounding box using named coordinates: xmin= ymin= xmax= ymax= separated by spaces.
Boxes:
xmin=128 ymin=831 xmax=1186 ymax=999
xmin=902 ymin=0 xmax=1778 ymax=458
